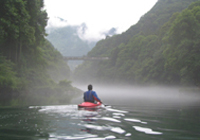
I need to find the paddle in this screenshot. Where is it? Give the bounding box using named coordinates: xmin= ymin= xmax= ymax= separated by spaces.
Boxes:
xmin=101 ymin=102 xmax=111 ymax=107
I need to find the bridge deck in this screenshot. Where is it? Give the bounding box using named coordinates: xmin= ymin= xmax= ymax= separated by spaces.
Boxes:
xmin=63 ymin=56 xmax=109 ymax=61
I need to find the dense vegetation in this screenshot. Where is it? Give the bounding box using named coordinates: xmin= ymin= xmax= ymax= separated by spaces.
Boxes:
xmin=74 ymin=0 xmax=200 ymax=86
xmin=0 ymin=0 xmax=81 ymax=106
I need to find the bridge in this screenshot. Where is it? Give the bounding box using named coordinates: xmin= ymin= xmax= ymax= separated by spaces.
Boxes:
xmin=63 ymin=56 xmax=109 ymax=61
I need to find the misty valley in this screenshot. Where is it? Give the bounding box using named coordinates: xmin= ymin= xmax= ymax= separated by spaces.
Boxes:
xmin=1 ymin=0 xmax=200 ymax=139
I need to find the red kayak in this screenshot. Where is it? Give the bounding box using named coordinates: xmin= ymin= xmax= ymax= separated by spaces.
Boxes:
xmin=78 ymin=102 xmax=102 ymax=108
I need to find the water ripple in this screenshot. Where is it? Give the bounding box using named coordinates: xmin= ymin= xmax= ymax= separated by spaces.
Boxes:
xmin=1 ymin=104 xmax=200 ymax=139
xmin=101 ymin=117 xmax=121 ymax=123
xmin=124 ymin=118 xmax=147 ymax=124
xmin=133 ymin=126 xmax=162 ymax=135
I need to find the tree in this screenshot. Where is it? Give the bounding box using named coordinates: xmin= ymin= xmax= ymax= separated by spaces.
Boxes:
xmin=162 ymin=5 xmax=200 ymax=85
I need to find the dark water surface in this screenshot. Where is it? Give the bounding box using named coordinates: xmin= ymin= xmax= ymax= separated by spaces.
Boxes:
xmin=0 ymin=86 xmax=200 ymax=140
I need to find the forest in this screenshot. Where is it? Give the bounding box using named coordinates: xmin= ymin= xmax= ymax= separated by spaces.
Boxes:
xmin=0 ymin=0 xmax=81 ymax=106
xmin=1 ymin=0 xmax=200 ymax=106
xmin=74 ymin=0 xmax=200 ymax=87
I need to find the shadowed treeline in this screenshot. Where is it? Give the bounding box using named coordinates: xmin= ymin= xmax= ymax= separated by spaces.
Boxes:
xmin=0 ymin=0 xmax=81 ymax=106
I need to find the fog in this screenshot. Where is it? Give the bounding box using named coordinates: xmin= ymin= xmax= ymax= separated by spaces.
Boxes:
xmin=71 ymin=84 xmax=200 ymax=108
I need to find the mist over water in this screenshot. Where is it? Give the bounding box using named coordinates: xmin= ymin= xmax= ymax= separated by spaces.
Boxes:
xmin=69 ymin=84 xmax=200 ymax=139
xmin=1 ymin=84 xmax=200 ymax=139
xmin=72 ymin=84 xmax=200 ymax=108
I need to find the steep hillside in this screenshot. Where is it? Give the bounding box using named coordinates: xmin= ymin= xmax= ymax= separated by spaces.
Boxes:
xmin=46 ymin=24 xmax=97 ymax=70
xmin=0 ymin=0 xmax=81 ymax=106
xmin=86 ymin=0 xmax=198 ymax=58
xmin=46 ymin=24 xmax=96 ymax=57
xmin=73 ymin=0 xmax=200 ymax=86
xmin=46 ymin=22 xmax=117 ymax=57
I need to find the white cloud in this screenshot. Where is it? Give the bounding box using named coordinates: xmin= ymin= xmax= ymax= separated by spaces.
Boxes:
xmin=44 ymin=0 xmax=158 ymax=41
xmin=47 ymin=17 xmax=68 ymax=28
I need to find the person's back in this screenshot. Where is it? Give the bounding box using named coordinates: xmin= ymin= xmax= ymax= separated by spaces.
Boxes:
xmin=84 ymin=85 xmax=102 ymax=103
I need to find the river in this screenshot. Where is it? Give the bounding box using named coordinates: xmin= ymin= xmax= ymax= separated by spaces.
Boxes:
xmin=0 ymin=85 xmax=200 ymax=140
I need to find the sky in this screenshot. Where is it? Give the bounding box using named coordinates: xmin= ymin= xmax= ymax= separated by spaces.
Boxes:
xmin=44 ymin=0 xmax=158 ymax=41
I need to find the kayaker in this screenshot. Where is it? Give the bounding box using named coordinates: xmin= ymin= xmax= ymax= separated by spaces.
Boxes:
xmin=84 ymin=84 xmax=102 ymax=103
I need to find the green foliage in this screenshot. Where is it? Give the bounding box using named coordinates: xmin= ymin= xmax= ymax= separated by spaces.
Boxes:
xmin=162 ymin=4 xmax=200 ymax=85
xmin=40 ymin=40 xmax=70 ymax=82
xmin=0 ymin=0 xmax=81 ymax=106
xmin=0 ymin=55 xmax=20 ymax=105
xmin=0 ymin=56 xmax=18 ymax=89
xmin=59 ymin=80 xmax=72 ymax=88
xmin=74 ymin=0 xmax=200 ymax=86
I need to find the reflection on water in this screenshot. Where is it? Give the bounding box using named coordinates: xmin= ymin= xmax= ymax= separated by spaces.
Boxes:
xmin=0 ymin=103 xmax=200 ymax=140
xmin=0 ymin=86 xmax=200 ymax=139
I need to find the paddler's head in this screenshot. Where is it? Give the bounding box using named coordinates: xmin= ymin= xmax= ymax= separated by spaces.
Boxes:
xmin=88 ymin=84 xmax=92 ymax=90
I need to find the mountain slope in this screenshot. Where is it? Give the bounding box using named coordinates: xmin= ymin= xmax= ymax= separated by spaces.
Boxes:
xmin=0 ymin=0 xmax=81 ymax=106
xmin=46 ymin=24 xmax=94 ymax=56
xmin=73 ymin=0 xmax=200 ymax=86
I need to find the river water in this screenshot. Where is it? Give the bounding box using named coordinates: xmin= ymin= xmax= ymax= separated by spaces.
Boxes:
xmin=0 ymin=86 xmax=200 ymax=140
